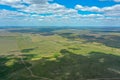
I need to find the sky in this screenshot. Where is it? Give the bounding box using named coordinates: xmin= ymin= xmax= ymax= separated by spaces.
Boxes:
xmin=0 ymin=0 xmax=120 ymax=27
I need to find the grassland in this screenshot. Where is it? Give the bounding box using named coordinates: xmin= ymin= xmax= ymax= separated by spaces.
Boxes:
xmin=0 ymin=27 xmax=120 ymax=80
xmin=0 ymin=36 xmax=19 ymax=54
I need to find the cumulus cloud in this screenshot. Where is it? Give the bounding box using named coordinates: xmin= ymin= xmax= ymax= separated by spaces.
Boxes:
xmin=0 ymin=0 xmax=51 ymax=4
xmin=0 ymin=0 xmax=21 ymax=4
xmin=0 ymin=0 xmax=27 ymax=9
xmin=75 ymin=4 xmax=120 ymax=17
xmin=75 ymin=4 xmax=120 ymax=12
xmin=75 ymin=5 xmax=101 ymax=12
xmin=0 ymin=0 xmax=53 ymax=9
xmin=22 ymin=3 xmax=64 ymax=14
xmin=0 ymin=0 xmax=120 ymax=26
xmin=0 ymin=0 xmax=22 ymax=6
xmin=23 ymin=0 xmax=50 ymax=4
xmin=114 ymin=0 xmax=120 ymax=2
xmin=0 ymin=9 xmax=29 ymax=19
xmin=21 ymin=3 xmax=78 ymax=17
xmin=0 ymin=0 xmax=79 ymax=20
xmin=99 ymin=0 xmax=120 ymax=2
xmin=0 ymin=0 xmax=53 ymax=5
xmin=0 ymin=0 xmax=77 ymax=16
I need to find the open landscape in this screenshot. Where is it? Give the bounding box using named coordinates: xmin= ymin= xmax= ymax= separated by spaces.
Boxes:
xmin=0 ymin=27 xmax=120 ymax=80
xmin=0 ymin=0 xmax=120 ymax=79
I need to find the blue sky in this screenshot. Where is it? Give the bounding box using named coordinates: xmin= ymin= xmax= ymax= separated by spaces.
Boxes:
xmin=0 ymin=0 xmax=120 ymax=27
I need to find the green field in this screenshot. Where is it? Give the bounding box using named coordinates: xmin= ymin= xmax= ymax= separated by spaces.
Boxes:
xmin=0 ymin=36 xmax=19 ymax=54
xmin=0 ymin=27 xmax=120 ymax=80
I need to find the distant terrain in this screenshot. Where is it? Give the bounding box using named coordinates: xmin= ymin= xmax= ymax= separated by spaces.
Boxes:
xmin=0 ymin=27 xmax=120 ymax=80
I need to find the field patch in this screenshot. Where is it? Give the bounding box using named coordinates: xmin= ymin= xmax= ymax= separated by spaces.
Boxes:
xmin=0 ymin=36 xmax=19 ymax=54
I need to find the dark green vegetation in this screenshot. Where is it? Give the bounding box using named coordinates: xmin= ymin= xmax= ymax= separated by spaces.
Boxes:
xmin=0 ymin=27 xmax=120 ymax=80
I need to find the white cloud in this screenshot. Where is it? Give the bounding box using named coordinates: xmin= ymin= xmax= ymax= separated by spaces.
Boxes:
xmin=114 ymin=0 xmax=120 ymax=2
xmin=75 ymin=4 xmax=120 ymax=12
xmin=0 ymin=9 xmax=29 ymax=20
xmin=75 ymin=4 xmax=120 ymax=17
xmin=99 ymin=0 xmax=120 ymax=2
xmin=81 ymin=14 xmax=104 ymax=18
xmin=0 ymin=0 xmax=27 ymax=9
xmin=0 ymin=0 xmax=21 ymax=4
xmin=0 ymin=0 xmax=22 ymax=6
xmin=23 ymin=0 xmax=52 ymax=4
xmin=19 ymin=2 xmax=79 ymax=19
xmin=75 ymin=5 xmax=101 ymax=12
xmin=0 ymin=0 xmax=120 ymax=26
xmin=102 ymin=4 xmax=120 ymax=12
xmin=0 ymin=0 xmax=77 ymax=16
xmin=0 ymin=0 xmax=53 ymax=9
xmin=0 ymin=0 xmax=52 ymax=4
xmin=105 ymin=11 xmax=120 ymax=16
xmin=22 ymin=3 xmax=64 ymax=14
